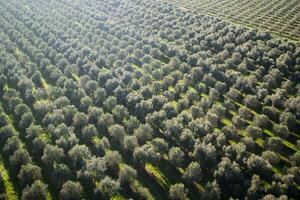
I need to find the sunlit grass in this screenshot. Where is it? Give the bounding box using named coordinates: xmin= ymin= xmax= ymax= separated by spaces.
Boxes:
xmin=262 ymin=129 xmax=274 ymax=137
xmin=41 ymin=77 xmax=49 ymax=91
xmin=71 ymin=73 xmax=80 ymax=82
xmin=0 ymin=156 xmax=18 ymax=200
xmin=144 ymin=163 xmax=170 ymax=190
xmin=110 ymin=193 xmax=125 ymax=200
xmin=221 ymin=117 xmax=232 ymax=126
xmin=200 ymin=93 xmax=209 ymax=100
xmin=255 ymin=138 xmax=265 ymax=148
xmin=282 ymin=140 xmax=298 ymax=152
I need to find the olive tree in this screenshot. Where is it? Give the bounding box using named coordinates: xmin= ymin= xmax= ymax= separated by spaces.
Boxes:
xmin=169 ymin=183 xmax=188 ymax=200
xmin=21 ymin=180 xmax=47 ymax=200
xmin=118 ymin=164 xmax=137 ymax=185
xmin=18 ymin=164 xmax=42 ymax=187
xmin=60 ymin=181 xmax=83 ymax=200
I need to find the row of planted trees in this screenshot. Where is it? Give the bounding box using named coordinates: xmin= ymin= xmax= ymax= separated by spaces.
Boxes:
xmin=167 ymin=0 xmax=300 ymax=41
xmin=0 ymin=0 xmax=300 ymax=199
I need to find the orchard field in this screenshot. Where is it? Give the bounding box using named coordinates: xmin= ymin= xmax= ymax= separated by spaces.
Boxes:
xmin=166 ymin=0 xmax=300 ymax=41
xmin=0 ymin=0 xmax=300 ymax=199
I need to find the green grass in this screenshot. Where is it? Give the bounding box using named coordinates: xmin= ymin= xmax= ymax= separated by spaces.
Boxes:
xmin=262 ymin=129 xmax=274 ymax=137
xmin=255 ymin=138 xmax=265 ymax=148
xmin=168 ymin=86 xmax=175 ymax=92
xmin=176 ymin=167 xmax=185 ymax=174
xmin=40 ymin=133 xmax=52 ymax=143
xmin=100 ymin=68 xmax=110 ymax=73
xmin=91 ymin=136 xmax=102 ymax=144
xmin=14 ymin=48 xmax=21 ymax=57
xmin=110 ymin=193 xmax=125 ymax=200
xmin=221 ymin=117 xmax=232 ymax=126
xmin=131 ymin=63 xmax=142 ymax=71
xmin=279 ymin=155 xmax=292 ymax=165
xmin=228 ymin=140 xmax=237 ymax=145
xmin=31 ymin=85 xmax=37 ymax=95
xmin=188 ymin=86 xmax=196 ymax=93
xmin=238 ymin=130 xmax=248 ymax=137
xmin=262 ymin=129 xmax=299 ymax=152
xmin=0 ymin=156 xmax=18 ymax=200
xmin=200 ymin=93 xmax=209 ymax=100
xmin=144 ymin=163 xmax=170 ymax=190
xmin=263 ymin=181 xmax=271 ymax=189
xmin=71 ymin=73 xmax=80 ymax=82
xmin=228 ymin=110 xmax=237 ymax=116
xmin=46 ymin=192 xmax=52 ymax=200
xmin=282 ymin=140 xmax=299 ymax=152
xmin=24 ymin=5 xmax=30 ymax=10
xmin=3 ymin=84 xmax=8 ymax=92
xmin=170 ymin=100 xmax=178 ymax=108
xmin=41 ymin=77 xmax=49 ymax=91
xmin=193 ymin=182 xmax=204 ymax=193
xmin=272 ymin=167 xmax=280 ymax=174
xmin=35 ymin=99 xmax=51 ymax=105
xmin=245 ymin=119 xmax=253 ymax=125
